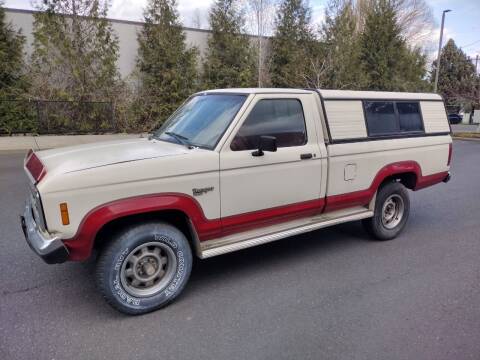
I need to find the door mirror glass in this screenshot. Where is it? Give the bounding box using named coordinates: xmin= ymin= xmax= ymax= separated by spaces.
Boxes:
xmin=252 ymin=136 xmax=277 ymax=156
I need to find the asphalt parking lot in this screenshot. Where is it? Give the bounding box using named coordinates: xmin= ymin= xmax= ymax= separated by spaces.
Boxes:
xmin=1 ymin=140 xmax=480 ymax=360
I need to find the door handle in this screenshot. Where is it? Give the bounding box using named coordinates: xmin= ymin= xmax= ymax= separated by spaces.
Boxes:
xmin=300 ymin=153 xmax=313 ymax=160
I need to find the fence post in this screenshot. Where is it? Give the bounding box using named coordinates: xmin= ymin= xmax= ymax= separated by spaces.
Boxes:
xmin=111 ymin=101 xmax=116 ymax=132
xmin=93 ymin=102 xmax=98 ymax=133
xmin=35 ymin=100 xmax=41 ymax=134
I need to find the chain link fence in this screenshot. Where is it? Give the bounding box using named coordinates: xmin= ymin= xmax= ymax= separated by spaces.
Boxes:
xmin=0 ymin=100 xmax=116 ymax=135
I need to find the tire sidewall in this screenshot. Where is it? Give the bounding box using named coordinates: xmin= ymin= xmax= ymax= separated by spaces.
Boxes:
xmin=100 ymin=223 xmax=192 ymax=314
xmin=373 ymin=182 xmax=410 ymax=239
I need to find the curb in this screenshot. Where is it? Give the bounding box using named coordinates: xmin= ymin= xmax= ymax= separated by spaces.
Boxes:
xmin=452 ymin=137 xmax=480 ymax=142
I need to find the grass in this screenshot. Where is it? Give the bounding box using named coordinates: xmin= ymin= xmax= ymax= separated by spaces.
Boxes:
xmin=453 ymin=131 xmax=480 ymax=139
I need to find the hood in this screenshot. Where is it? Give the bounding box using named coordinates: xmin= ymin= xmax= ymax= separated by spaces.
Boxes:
xmin=36 ymin=137 xmax=189 ymax=174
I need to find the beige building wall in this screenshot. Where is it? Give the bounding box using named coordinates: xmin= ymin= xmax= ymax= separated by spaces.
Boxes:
xmin=4 ymin=8 xmax=211 ymax=79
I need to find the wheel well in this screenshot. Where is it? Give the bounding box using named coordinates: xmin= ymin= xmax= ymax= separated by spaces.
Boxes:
xmin=382 ymin=172 xmax=417 ymax=190
xmin=93 ymin=210 xmax=197 ymax=254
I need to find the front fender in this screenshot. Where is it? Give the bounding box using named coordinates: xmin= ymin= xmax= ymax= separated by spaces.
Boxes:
xmin=64 ymin=193 xmax=221 ymax=261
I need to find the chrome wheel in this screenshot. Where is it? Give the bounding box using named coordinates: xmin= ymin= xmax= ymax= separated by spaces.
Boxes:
xmin=120 ymin=242 xmax=177 ymax=297
xmin=381 ymin=194 xmax=405 ymax=229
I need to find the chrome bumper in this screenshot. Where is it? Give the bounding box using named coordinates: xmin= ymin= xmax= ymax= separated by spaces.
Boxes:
xmin=20 ymin=201 xmax=69 ymax=264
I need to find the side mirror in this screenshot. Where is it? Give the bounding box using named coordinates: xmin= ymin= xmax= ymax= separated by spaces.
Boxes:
xmin=252 ymin=136 xmax=277 ymax=156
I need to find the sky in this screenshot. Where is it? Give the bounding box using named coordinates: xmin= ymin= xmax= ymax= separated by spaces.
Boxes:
xmin=4 ymin=0 xmax=480 ymax=63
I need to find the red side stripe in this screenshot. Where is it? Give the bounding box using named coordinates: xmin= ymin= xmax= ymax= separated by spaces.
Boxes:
xmin=414 ymin=172 xmax=449 ymax=190
xmin=325 ymin=190 xmax=372 ymax=212
xmin=64 ymin=161 xmax=449 ymax=261
xmin=221 ymin=198 xmax=325 ymax=237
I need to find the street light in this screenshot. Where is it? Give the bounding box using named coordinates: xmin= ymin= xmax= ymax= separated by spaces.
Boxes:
xmin=434 ymin=9 xmax=452 ymax=93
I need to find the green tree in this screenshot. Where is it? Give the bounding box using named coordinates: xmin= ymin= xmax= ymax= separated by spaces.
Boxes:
xmin=30 ymin=0 xmax=120 ymax=102
xmin=359 ymin=0 xmax=428 ymax=91
xmin=359 ymin=0 xmax=404 ymax=90
xmin=203 ymin=0 xmax=256 ymax=88
xmin=320 ymin=0 xmax=365 ymax=89
xmin=270 ymin=0 xmax=318 ymax=88
xmin=0 ymin=2 xmax=33 ymax=134
xmin=136 ymin=0 xmax=198 ymax=129
xmin=0 ymin=3 xmax=26 ymax=97
xmin=432 ymin=39 xmax=478 ymax=113
xmin=397 ymin=46 xmax=429 ymax=91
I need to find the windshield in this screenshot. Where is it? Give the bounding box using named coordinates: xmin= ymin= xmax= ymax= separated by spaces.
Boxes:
xmin=153 ymin=94 xmax=247 ymax=149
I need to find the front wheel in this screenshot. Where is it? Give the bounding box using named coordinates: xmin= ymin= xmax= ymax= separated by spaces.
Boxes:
xmin=362 ymin=181 xmax=410 ymax=241
xmin=96 ymin=222 xmax=193 ymax=315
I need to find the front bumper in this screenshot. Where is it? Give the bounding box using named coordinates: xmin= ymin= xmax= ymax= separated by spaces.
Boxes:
xmin=20 ymin=201 xmax=69 ymax=264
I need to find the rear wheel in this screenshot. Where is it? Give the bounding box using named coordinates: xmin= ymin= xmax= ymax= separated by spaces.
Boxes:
xmin=96 ymin=222 xmax=192 ymax=315
xmin=362 ymin=181 xmax=410 ymax=240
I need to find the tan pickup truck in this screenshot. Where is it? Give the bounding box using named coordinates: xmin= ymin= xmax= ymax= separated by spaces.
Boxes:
xmin=21 ymin=88 xmax=452 ymax=314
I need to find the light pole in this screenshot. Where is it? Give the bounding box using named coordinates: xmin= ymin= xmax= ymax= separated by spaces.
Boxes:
xmin=257 ymin=0 xmax=263 ymax=88
xmin=434 ymin=9 xmax=452 ymax=93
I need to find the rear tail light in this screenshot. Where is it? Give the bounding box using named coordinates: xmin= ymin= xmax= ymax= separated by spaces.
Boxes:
xmin=447 ymin=143 xmax=453 ymax=166
xmin=25 ymin=149 xmax=47 ymax=183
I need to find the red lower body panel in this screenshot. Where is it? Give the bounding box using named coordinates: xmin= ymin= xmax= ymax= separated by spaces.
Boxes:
xmin=414 ymin=172 xmax=449 ymax=190
xmin=64 ymin=161 xmax=449 ymax=261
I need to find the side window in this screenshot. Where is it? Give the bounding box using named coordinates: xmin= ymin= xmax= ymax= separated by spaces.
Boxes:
xmin=397 ymin=102 xmax=423 ymax=132
xmin=230 ymin=99 xmax=307 ymax=151
xmin=364 ymin=101 xmax=425 ymax=137
xmin=364 ymin=101 xmax=398 ymax=136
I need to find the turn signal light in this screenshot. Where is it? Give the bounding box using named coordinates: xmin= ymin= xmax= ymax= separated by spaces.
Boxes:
xmin=60 ymin=203 xmax=70 ymax=225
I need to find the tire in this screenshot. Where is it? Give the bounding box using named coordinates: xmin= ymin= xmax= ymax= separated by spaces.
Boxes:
xmin=96 ymin=222 xmax=193 ymax=315
xmin=362 ymin=181 xmax=410 ymax=241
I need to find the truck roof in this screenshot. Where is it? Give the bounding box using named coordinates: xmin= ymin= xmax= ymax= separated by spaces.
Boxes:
xmin=200 ymin=88 xmax=313 ymax=95
xmin=201 ymin=88 xmax=442 ymax=101
xmin=318 ymin=89 xmax=442 ymax=101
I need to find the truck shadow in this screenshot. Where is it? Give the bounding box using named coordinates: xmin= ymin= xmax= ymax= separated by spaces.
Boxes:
xmin=69 ymin=220 xmax=371 ymax=317
xmin=186 ymin=220 xmax=371 ymax=293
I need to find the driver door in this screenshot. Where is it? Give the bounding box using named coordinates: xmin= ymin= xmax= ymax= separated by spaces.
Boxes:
xmin=219 ymin=93 xmax=324 ymax=231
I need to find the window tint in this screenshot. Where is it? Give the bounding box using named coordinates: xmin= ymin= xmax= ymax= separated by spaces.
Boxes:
xmin=364 ymin=101 xmax=398 ymax=136
xmin=231 ymin=99 xmax=307 ymax=151
xmin=397 ymin=102 xmax=423 ymax=132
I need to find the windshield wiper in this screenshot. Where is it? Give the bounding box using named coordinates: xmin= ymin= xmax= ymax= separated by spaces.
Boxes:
xmin=164 ymin=131 xmax=191 ymax=147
